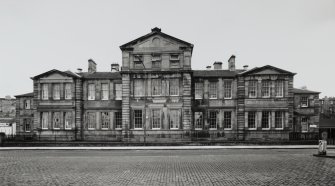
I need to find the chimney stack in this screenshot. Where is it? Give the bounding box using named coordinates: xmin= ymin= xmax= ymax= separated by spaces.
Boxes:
xmin=88 ymin=59 xmax=96 ymax=74
xmin=213 ymin=61 xmax=222 ymax=70
xmin=111 ymin=63 xmax=120 ymax=72
xmin=243 ymin=65 xmax=248 ymax=71
xmin=228 ymin=55 xmax=236 ymax=71
xmin=206 ymin=66 xmax=211 ymax=70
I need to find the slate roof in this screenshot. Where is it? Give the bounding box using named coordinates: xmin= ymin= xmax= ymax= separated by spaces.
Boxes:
xmin=193 ymin=70 xmax=238 ymax=78
xmin=15 ymin=92 xmax=34 ymax=98
xmin=78 ymin=72 xmax=121 ymax=79
xmin=292 ymin=88 xmax=320 ymax=94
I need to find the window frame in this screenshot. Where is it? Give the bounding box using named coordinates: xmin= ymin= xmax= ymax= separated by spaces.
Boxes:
xmin=170 ymin=54 xmax=180 ymax=68
xmin=53 ymin=112 xmax=61 ymax=130
xmin=248 ymin=80 xmax=257 ymax=98
xmin=101 ymin=112 xmax=110 ymax=129
xmin=24 ymin=118 xmax=31 ymax=132
xmin=88 ymin=84 xmax=96 ymax=100
xmin=133 ymin=55 xmax=143 ymax=69
xmin=151 ymin=109 xmax=161 ymax=129
xmin=223 ymin=80 xmax=232 ymax=99
xmin=223 ymin=111 xmax=232 ymax=129
xmin=101 ymin=83 xmax=109 ymax=100
xmin=275 ymin=111 xmax=284 ymax=129
xmin=275 ymin=80 xmax=284 ymax=98
xmin=169 ymin=79 xmax=179 ymax=96
xmin=194 ymin=112 xmax=203 ymax=130
xmin=261 ymin=80 xmax=271 ymax=98
xmin=261 ymin=111 xmax=271 ymax=129
xmin=24 ymin=99 xmax=31 ymax=109
xmin=53 ymin=84 xmax=60 ymax=100
xmin=115 ymin=84 xmax=122 ymax=100
xmin=41 ymin=112 xmax=49 ymax=129
xmin=195 ymin=82 xmax=203 ymax=99
xmin=41 ymin=84 xmax=49 ymax=100
xmin=151 ymin=79 xmax=162 ymax=96
xmin=248 ymin=111 xmax=256 ymax=129
xmin=64 ymin=83 xmax=72 ymax=100
xmin=151 ymin=54 xmax=161 ymax=69
xmin=301 ymin=96 xmax=308 ymax=107
xmin=115 ymin=111 xmax=122 ymax=129
xmin=87 ymin=112 xmax=96 ymax=130
xmin=209 ymin=110 xmax=218 ymax=129
xmin=209 ymin=82 xmax=218 ymax=99
xmin=169 ymin=109 xmax=180 ymax=129
xmin=134 ymin=79 xmax=144 ymax=97
xmin=64 ymin=112 xmax=73 ymax=130
xmin=133 ymin=110 xmax=143 ymax=129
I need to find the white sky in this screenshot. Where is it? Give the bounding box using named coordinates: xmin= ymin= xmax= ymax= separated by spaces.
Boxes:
xmin=0 ymin=0 xmax=334 ymax=98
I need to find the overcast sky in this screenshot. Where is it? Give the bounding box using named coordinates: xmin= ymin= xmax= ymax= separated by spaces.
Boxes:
xmin=0 ymin=0 xmax=334 ymax=98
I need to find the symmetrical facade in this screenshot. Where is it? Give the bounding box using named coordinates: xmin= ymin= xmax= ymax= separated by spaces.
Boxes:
xmin=15 ymin=28 xmax=320 ymax=142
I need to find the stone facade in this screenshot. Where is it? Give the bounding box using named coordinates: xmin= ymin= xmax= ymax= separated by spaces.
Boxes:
xmin=15 ymin=28 xmax=320 ymax=142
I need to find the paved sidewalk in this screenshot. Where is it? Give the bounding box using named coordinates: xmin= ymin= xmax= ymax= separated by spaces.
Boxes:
xmin=1 ymin=145 xmax=335 ymax=150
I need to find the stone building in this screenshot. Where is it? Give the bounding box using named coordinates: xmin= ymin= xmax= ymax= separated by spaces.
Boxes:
xmin=15 ymin=28 xmax=320 ymax=142
xmin=14 ymin=93 xmax=34 ymax=135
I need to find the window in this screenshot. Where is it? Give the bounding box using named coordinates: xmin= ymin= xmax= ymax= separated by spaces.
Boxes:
xmin=88 ymin=84 xmax=95 ymax=100
xmin=24 ymin=100 xmax=31 ymax=109
xmin=194 ymin=112 xmax=203 ymax=129
xmin=195 ymin=83 xmax=203 ymax=99
xmin=152 ymin=54 xmax=161 ymax=68
xmin=170 ymin=109 xmax=180 ymax=129
xmin=41 ymin=112 xmax=49 ymax=129
xmin=262 ymin=81 xmax=271 ymax=97
xmin=134 ymin=79 xmax=144 ymax=97
xmin=152 ymin=79 xmax=161 ymax=96
xmin=87 ymin=112 xmax=96 ymax=129
xmin=24 ymin=119 xmax=31 ymax=132
xmin=134 ymin=55 xmax=143 ymax=69
xmin=275 ymin=111 xmax=284 ymax=129
xmin=64 ymin=112 xmax=72 ymax=129
xmin=65 ymin=83 xmax=72 ymax=100
xmin=152 ymin=109 xmax=161 ymax=129
xmin=53 ymin=112 xmax=61 ymax=129
xmin=169 ymin=79 xmax=179 ymax=96
xmin=209 ymin=111 xmax=218 ymax=129
xmin=101 ymin=83 xmax=109 ymax=100
xmin=115 ymin=84 xmax=122 ymax=100
xmin=42 ymin=84 xmax=49 ymax=100
xmin=223 ymin=111 xmax=232 ymax=129
xmin=261 ymin=111 xmax=271 ymax=129
xmin=101 ymin=112 xmax=110 ymax=129
xmin=275 ymin=80 xmax=284 ymax=97
xmin=115 ymin=112 xmax=122 ymax=129
xmin=209 ymin=82 xmax=217 ymax=99
xmin=248 ymin=112 xmax=256 ymax=129
xmin=134 ymin=110 xmax=143 ymax=129
xmin=170 ymin=54 xmax=180 ymax=68
xmin=301 ymin=117 xmax=308 ymax=132
xmin=224 ymin=80 xmax=232 ymax=99
xmin=248 ymin=81 xmax=257 ymax=98
xmin=301 ymin=96 xmax=308 ymax=107
xmin=53 ymin=84 xmax=60 ymax=100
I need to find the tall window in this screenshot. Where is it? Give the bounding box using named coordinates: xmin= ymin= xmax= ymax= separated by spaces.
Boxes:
xmin=65 ymin=83 xmax=72 ymax=100
xmin=152 ymin=109 xmax=161 ymax=129
xmin=248 ymin=112 xmax=256 ymax=129
xmin=224 ymin=80 xmax=232 ymax=99
xmin=194 ymin=112 xmax=203 ymax=129
xmin=42 ymin=84 xmax=49 ymax=100
xmin=262 ymin=81 xmax=271 ymax=97
xmin=53 ymin=84 xmax=60 ymax=100
xmin=151 ymin=54 xmax=161 ymax=68
xmin=169 ymin=109 xmax=180 ymax=129
xmin=195 ymin=82 xmax=203 ymax=99
xmin=115 ymin=112 xmax=122 ymax=129
xmin=261 ymin=111 xmax=271 ymax=129
xmin=170 ymin=54 xmax=180 ymax=68
xmin=223 ymin=111 xmax=232 ymax=129
xmin=152 ymin=79 xmax=161 ymax=96
xmin=301 ymin=96 xmax=308 ymax=107
xmin=134 ymin=79 xmax=144 ymax=97
xmin=101 ymin=83 xmax=109 ymax=100
xmin=24 ymin=100 xmax=31 ymax=109
xmin=209 ymin=82 xmax=217 ymax=99
xmin=134 ymin=110 xmax=143 ymax=129
xmin=275 ymin=111 xmax=284 ymax=129
xmin=41 ymin=112 xmax=49 ymax=129
xmin=115 ymin=84 xmax=122 ymax=100
xmin=169 ymin=79 xmax=179 ymax=96
xmin=88 ymin=84 xmax=95 ymax=100
xmin=64 ymin=112 xmax=72 ymax=129
xmin=275 ymin=80 xmax=284 ymax=97
xmin=24 ymin=119 xmax=31 ymax=132
xmin=301 ymin=117 xmax=308 ymax=132
xmin=87 ymin=112 xmax=96 ymax=129
xmin=209 ymin=111 xmax=218 ymax=129
xmin=53 ymin=112 xmax=61 ymax=129
xmin=101 ymin=112 xmax=110 ymax=129
xmin=133 ymin=55 xmax=143 ymax=69
xmin=248 ymin=81 xmax=257 ymax=98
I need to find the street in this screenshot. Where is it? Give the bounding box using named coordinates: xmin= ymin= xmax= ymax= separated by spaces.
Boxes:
xmin=0 ymin=149 xmax=334 ymax=185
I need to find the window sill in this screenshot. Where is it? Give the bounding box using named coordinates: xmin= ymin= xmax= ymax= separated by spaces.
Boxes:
xmin=65 ymin=128 xmax=72 ymax=130
xmin=224 ymin=97 xmax=232 ymax=100
xmin=195 ymin=98 xmax=203 ymax=100
xmin=53 ymin=128 xmax=60 ymax=130
xmin=274 ymin=128 xmax=283 ymax=130
xmin=170 ymin=128 xmax=179 ymax=130
xmin=209 ymin=98 xmax=217 ymax=100
xmin=152 ymin=128 xmax=161 ymax=130
xmin=133 ymin=128 xmax=143 ymax=130
xmin=209 ymin=128 xmax=217 ymax=130
xmin=88 ymin=128 xmax=96 ymax=130
xmin=115 ymin=128 xmax=122 ymax=130
xmin=195 ymin=128 xmax=203 ymax=130
xmin=247 ymin=128 xmax=257 ymax=130
xmin=262 ymin=128 xmax=270 ymax=130
xmin=224 ymin=128 xmax=232 ymax=130
xmin=42 ymin=128 xmax=48 ymax=130
xmin=101 ymin=128 xmax=109 ymax=130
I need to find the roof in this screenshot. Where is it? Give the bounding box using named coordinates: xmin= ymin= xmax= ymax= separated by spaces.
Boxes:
xmin=193 ymin=70 xmax=238 ymax=78
xmin=79 ymin=72 xmax=121 ymax=79
xmin=120 ymin=27 xmax=194 ymax=50
xmin=15 ymin=92 xmax=34 ymax=98
xmin=319 ymin=118 xmax=335 ymax=128
xmin=32 ymin=69 xmax=80 ymax=80
xmin=292 ymin=88 xmax=320 ymax=94
xmin=240 ymin=65 xmax=296 ymax=76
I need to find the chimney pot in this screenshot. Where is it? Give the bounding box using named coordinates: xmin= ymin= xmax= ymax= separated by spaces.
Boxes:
xmin=243 ymin=65 xmax=248 ymax=70
xmin=213 ymin=61 xmax=222 ymax=70
xmin=228 ymin=55 xmax=236 ymax=71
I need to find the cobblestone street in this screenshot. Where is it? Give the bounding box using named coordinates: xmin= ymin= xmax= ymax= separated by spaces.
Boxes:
xmin=0 ymin=149 xmax=334 ymax=185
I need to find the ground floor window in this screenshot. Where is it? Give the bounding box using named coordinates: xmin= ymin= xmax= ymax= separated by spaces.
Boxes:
xmin=248 ymin=112 xmax=256 ymax=129
xmin=24 ymin=119 xmax=31 ymax=132
xmin=87 ymin=112 xmax=96 ymax=129
xmin=275 ymin=111 xmax=284 ymax=129
xmin=101 ymin=112 xmax=110 ymax=129
xmin=223 ymin=111 xmax=232 ymax=129
xmin=64 ymin=112 xmax=73 ymax=129
xmin=53 ymin=112 xmax=61 ymax=129
xmin=115 ymin=112 xmax=122 ymax=129
xmin=152 ymin=109 xmax=161 ymax=129
xmin=301 ymin=117 xmax=308 ymax=132
xmin=169 ymin=109 xmax=180 ymax=129
xmin=134 ymin=110 xmax=143 ymax=129
xmin=194 ymin=112 xmax=203 ymax=129
xmin=262 ymin=111 xmax=271 ymax=129
xmin=41 ymin=112 xmax=49 ymax=129
xmin=209 ymin=111 xmax=218 ymax=129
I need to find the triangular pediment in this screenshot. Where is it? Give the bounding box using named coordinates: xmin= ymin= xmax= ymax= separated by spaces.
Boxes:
xmin=32 ymin=69 xmax=79 ymax=80
xmin=241 ymin=65 xmax=295 ymax=76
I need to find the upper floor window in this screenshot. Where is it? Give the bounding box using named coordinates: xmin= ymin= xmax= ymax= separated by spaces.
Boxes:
xmin=53 ymin=84 xmax=60 ymax=100
xmin=301 ymin=96 xmax=308 ymax=107
xmin=134 ymin=110 xmax=143 ymax=129
xmin=275 ymin=111 xmax=284 ymax=129
xmin=115 ymin=84 xmax=122 ymax=100
xmin=101 ymin=112 xmax=110 ymax=129
xmin=152 ymin=79 xmax=162 ymax=96
xmin=101 ymin=83 xmax=109 ymax=100
xmin=224 ymin=80 xmax=232 ymax=99
xmin=248 ymin=111 xmax=256 ymax=129
xmin=275 ymin=80 xmax=284 ymax=97
xmin=223 ymin=111 xmax=232 ymax=129
xmin=209 ymin=82 xmax=217 ymax=99
xmin=24 ymin=100 xmax=31 ymax=109
xmin=248 ymin=81 xmax=257 ymax=98
xmin=194 ymin=112 xmax=203 ymax=129
xmin=169 ymin=79 xmax=179 ymax=96
xmin=169 ymin=109 xmax=180 ymax=129
xmin=134 ymin=79 xmax=144 ymax=97
xmin=133 ymin=55 xmax=143 ymax=69
xmin=261 ymin=111 xmax=271 ymax=129
xmin=152 ymin=109 xmax=161 ymax=129
xmin=151 ymin=54 xmax=161 ymax=68
xmin=262 ymin=80 xmax=271 ymax=98
xmin=42 ymin=84 xmax=49 ymax=100
xmin=195 ymin=82 xmax=203 ymax=99
xmin=88 ymin=84 xmax=95 ymax=100
xmin=65 ymin=83 xmax=72 ymax=100
xmin=170 ymin=54 xmax=180 ymax=68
